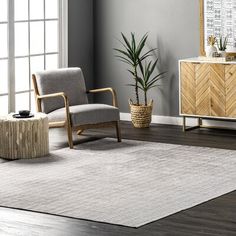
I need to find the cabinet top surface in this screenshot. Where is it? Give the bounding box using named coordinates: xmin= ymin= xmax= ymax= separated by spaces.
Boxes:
xmin=179 ymin=57 xmax=236 ymax=65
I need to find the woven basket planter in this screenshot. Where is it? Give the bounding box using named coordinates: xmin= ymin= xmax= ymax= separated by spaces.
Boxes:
xmin=129 ymin=100 xmax=153 ymax=128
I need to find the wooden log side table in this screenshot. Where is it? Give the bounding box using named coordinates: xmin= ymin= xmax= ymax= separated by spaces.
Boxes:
xmin=0 ymin=113 xmax=49 ymax=160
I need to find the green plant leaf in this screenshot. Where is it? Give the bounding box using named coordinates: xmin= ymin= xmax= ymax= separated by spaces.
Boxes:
xmin=136 ymin=34 xmax=148 ymax=58
xmin=223 ymin=36 xmax=228 ymax=49
xmin=137 ymin=77 xmax=144 ymax=85
xmin=136 ymin=33 xmax=148 ymax=53
xmin=115 ymin=54 xmax=132 ymax=62
xmin=138 ymin=58 xmax=144 ymax=77
xmin=114 ymin=48 xmax=133 ymax=61
xmin=150 ymin=59 xmax=158 ymax=75
xmin=131 ymin=32 xmax=136 ymax=53
xmin=121 ymin=33 xmax=132 ymax=52
xmin=127 ymin=69 xmax=135 ymax=76
xmin=146 ymin=85 xmax=159 ymax=90
xmin=115 ymin=40 xmax=133 ymax=56
xmin=146 ymin=73 xmax=166 ymax=86
xmin=147 ymin=78 xmax=161 ymax=87
xmin=148 ymin=71 xmax=166 ymax=83
xmin=140 ymin=48 xmax=157 ymax=61
xmin=115 ymin=55 xmax=133 ymax=66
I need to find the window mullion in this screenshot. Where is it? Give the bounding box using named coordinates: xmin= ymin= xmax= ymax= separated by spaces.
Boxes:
xmin=43 ymin=0 xmax=46 ymax=69
xmin=8 ymin=0 xmax=15 ymax=113
xmin=28 ymin=0 xmax=31 ymax=111
xmin=59 ymin=0 xmax=68 ymax=68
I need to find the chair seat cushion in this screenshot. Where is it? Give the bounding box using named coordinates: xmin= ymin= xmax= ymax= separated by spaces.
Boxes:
xmin=48 ymin=104 xmax=120 ymax=126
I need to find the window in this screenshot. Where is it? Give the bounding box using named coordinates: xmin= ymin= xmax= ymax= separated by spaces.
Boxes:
xmin=0 ymin=0 xmax=68 ymax=115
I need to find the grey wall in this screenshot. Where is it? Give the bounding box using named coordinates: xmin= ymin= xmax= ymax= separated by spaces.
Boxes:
xmin=94 ymin=0 xmax=200 ymax=116
xmin=68 ymin=0 xmax=94 ymax=89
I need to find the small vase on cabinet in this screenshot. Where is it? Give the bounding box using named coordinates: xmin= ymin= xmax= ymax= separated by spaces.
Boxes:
xmin=206 ymin=45 xmax=218 ymax=57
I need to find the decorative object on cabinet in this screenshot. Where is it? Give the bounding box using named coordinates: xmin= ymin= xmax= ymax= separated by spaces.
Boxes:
xmin=179 ymin=58 xmax=236 ymax=131
xmin=225 ymin=52 xmax=236 ymax=61
xmin=206 ymin=35 xmax=218 ymax=58
xmin=217 ymin=35 xmax=228 ymax=51
xmin=114 ymin=33 xmax=165 ymax=128
xmin=217 ymin=35 xmax=228 ymax=57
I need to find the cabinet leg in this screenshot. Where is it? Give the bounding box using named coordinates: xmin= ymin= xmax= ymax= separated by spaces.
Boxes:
xmin=183 ymin=116 xmax=201 ymax=132
xmin=183 ymin=116 xmax=186 ymax=132
xmin=198 ymin=117 xmax=202 ymax=126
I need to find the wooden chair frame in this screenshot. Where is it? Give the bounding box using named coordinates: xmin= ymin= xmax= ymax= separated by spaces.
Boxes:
xmin=32 ymin=74 xmax=121 ymax=149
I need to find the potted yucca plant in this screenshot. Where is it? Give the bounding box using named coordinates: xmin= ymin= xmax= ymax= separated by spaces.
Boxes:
xmin=114 ymin=32 xmax=165 ymax=128
xmin=217 ymin=35 xmax=228 ymax=57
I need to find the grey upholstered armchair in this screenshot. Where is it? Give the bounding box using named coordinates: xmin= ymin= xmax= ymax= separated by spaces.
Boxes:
xmin=32 ymin=68 xmax=121 ymax=149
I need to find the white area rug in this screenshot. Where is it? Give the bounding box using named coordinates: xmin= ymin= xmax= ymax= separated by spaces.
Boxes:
xmin=0 ymin=138 xmax=236 ymax=227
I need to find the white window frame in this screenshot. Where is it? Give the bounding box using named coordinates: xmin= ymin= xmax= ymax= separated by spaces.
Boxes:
xmin=0 ymin=0 xmax=68 ymax=114
xmin=59 ymin=0 xmax=68 ymax=68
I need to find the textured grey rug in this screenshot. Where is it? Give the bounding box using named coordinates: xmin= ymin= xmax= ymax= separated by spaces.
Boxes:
xmin=0 ymin=138 xmax=236 ymax=227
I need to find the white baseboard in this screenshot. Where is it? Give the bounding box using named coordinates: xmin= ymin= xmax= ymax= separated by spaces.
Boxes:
xmin=120 ymin=113 xmax=236 ymax=129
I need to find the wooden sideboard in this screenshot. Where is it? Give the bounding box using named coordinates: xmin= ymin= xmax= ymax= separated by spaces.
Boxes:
xmin=179 ymin=58 xmax=236 ymax=130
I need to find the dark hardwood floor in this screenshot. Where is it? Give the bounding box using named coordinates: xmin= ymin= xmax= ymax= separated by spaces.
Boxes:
xmin=0 ymin=121 xmax=236 ymax=236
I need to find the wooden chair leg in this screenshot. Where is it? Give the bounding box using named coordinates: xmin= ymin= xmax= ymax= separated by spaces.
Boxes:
xmin=115 ymin=121 xmax=121 ymax=142
xmin=67 ymin=124 xmax=73 ymax=149
xmin=77 ymin=129 xmax=84 ymax=135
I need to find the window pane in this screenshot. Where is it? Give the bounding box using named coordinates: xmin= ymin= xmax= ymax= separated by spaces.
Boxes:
xmin=0 ymin=24 xmax=8 ymax=58
xmin=30 ymin=21 xmax=44 ymax=55
xmin=0 ymin=96 xmax=8 ymax=115
xmin=31 ymin=91 xmax=36 ymax=113
xmin=45 ymin=0 xmax=58 ymax=19
xmin=30 ymin=0 xmax=44 ymax=20
xmin=0 ymin=60 xmax=8 ymax=94
xmin=15 ymin=0 xmax=28 ymax=21
xmin=30 ymin=55 xmax=44 ymax=74
xmin=46 ymin=20 xmax=58 ymax=53
xmin=46 ymin=54 xmax=58 ymax=70
xmin=15 ymin=93 xmax=30 ymax=112
xmin=30 ymin=55 xmax=44 ymax=89
xmin=0 ymin=0 xmax=7 ymax=22
xmin=15 ymin=58 xmax=29 ymax=92
xmin=15 ymin=23 xmax=28 ymax=57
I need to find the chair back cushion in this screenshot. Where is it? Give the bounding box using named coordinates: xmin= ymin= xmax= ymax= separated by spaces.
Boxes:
xmin=35 ymin=68 xmax=88 ymax=113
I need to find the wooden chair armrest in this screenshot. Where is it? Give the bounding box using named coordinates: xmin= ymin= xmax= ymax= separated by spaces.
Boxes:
xmin=36 ymin=93 xmax=70 ymax=120
xmin=37 ymin=92 xmax=67 ymax=100
xmin=87 ymin=88 xmax=118 ymax=107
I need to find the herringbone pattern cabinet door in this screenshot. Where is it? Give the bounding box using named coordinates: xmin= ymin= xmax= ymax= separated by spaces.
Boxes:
xmin=180 ymin=62 xmax=196 ymax=114
xmin=195 ymin=63 xmax=225 ymax=117
xmin=195 ymin=63 xmax=211 ymax=116
xmin=181 ymin=62 xmax=227 ymax=117
xmin=209 ymin=64 xmax=225 ymax=117
xmin=225 ymin=65 xmax=236 ymax=117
